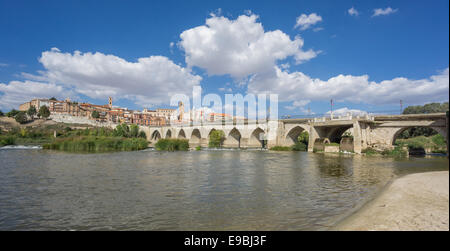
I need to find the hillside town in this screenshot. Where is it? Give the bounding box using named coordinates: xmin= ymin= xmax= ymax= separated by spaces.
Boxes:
xmin=17 ymin=97 xmax=242 ymax=126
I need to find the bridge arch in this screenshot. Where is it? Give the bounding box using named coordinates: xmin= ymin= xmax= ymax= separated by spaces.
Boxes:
xmin=151 ymin=130 xmax=162 ymax=141
xmin=190 ymin=128 xmax=202 ymax=146
xmin=390 ymin=126 xmax=447 ymax=154
xmin=248 ymin=127 xmax=265 ymax=148
xmin=223 ymin=128 xmax=241 ymax=148
xmin=165 ymin=129 xmax=172 ymax=139
xmin=178 ymin=129 xmax=186 ymax=139
xmin=285 ymin=125 xmax=307 ymax=146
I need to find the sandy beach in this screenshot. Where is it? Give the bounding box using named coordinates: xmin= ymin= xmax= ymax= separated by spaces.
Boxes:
xmin=335 ymin=171 xmax=449 ymax=231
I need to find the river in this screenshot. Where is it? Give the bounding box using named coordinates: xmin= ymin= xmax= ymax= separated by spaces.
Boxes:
xmin=0 ymin=148 xmax=448 ymax=230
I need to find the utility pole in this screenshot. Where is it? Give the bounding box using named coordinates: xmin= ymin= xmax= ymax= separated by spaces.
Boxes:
xmin=330 ymin=99 xmax=334 ymax=119
xmin=400 ymin=100 xmax=403 ymax=115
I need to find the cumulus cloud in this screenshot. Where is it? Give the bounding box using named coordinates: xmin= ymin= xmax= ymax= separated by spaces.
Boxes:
xmin=0 ymin=80 xmax=74 ymax=110
xmin=348 ymin=7 xmax=359 ymax=16
xmin=326 ymin=107 xmax=367 ymax=116
xmin=248 ymin=67 xmax=449 ymax=106
xmin=20 ymin=49 xmax=202 ymax=108
xmin=294 ymin=13 xmax=322 ymax=30
xmin=179 ymin=14 xmax=318 ymax=79
xmin=372 ymin=7 xmax=398 ymax=17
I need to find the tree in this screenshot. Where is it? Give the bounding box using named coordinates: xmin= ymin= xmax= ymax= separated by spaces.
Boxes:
xmin=49 ymin=97 xmax=57 ymax=101
xmin=6 ymin=109 xmax=19 ymax=117
xmin=129 ymin=124 xmax=139 ymax=138
xmin=14 ymin=111 xmax=28 ymax=124
xmin=297 ymin=131 xmax=309 ymax=144
xmin=138 ymin=130 xmax=147 ymax=139
xmin=39 ymin=105 xmax=51 ymax=119
xmin=91 ymin=110 xmax=100 ymax=119
xmin=209 ymin=130 xmax=225 ymax=148
xmin=0 ymin=110 xmax=3 ymax=116
xmin=27 ymin=106 xmax=37 ymax=119
xmin=114 ymin=123 xmax=130 ymax=137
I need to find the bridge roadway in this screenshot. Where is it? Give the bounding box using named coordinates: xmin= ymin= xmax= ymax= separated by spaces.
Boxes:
xmin=139 ymin=113 xmax=448 ymax=154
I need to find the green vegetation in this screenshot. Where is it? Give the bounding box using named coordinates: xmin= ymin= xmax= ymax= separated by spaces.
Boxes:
xmin=0 ymin=122 xmax=149 ymax=152
xmin=361 ymin=147 xmax=378 ymax=156
xmin=14 ymin=111 xmax=28 ymax=124
xmin=292 ymin=141 xmax=307 ymax=151
xmin=27 ymin=106 xmax=37 ymax=118
xmin=0 ymin=110 xmax=3 ymax=116
xmin=325 ymin=142 xmax=340 ymax=146
xmin=209 ymin=130 xmax=225 ymax=148
xmin=269 ymin=146 xmax=291 ymax=151
xmin=403 ymin=102 xmax=449 ymax=115
xmin=39 ymin=105 xmax=50 ymax=119
xmin=195 ymin=146 xmax=202 ymax=151
xmin=297 ymin=131 xmax=309 ymax=145
xmin=49 ymin=97 xmax=57 ymax=101
xmin=43 ymin=136 xmax=148 ymax=152
xmin=155 ymin=138 xmax=189 ymax=151
xmin=396 ymin=134 xmax=447 ymax=153
xmin=381 ymin=146 xmax=408 ymax=157
xmin=91 ymin=110 xmax=100 ymax=119
xmin=6 ymin=109 xmax=19 ymax=118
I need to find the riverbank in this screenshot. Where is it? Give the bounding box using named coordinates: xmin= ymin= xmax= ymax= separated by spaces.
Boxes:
xmin=334 ymin=171 xmax=449 ymax=231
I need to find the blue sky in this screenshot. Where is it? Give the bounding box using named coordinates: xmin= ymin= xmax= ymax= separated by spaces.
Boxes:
xmin=0 ymin=0 xmax=448 ymax=117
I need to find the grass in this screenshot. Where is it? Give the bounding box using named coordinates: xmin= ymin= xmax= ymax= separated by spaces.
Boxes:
xmin=325 ymin=142 xmax=340 ymax=146
xmin=43 ymin=136 xmax=148 ymax=152
xmin=269 ymin=142 xmax=308 ymax=152
xmin=155 ymin=138 xmax=189 ymax=151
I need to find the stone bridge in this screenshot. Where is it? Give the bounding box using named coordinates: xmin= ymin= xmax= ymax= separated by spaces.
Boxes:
xmin=139 ymin=113 xmax=448 ymax=154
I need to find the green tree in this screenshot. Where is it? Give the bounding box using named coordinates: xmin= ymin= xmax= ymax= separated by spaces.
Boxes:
xmin=114 ymin=123 xmax=130 ymax=137
xmin=138 ymin=130 xmax=147 ymax=139
xmin=129 ymin=124 xmax=139 ymax=138
xmin=39 ymin=105 xmax=51 ymax=119
xmin=6 ymin=109 xmax=19 ymax=117
xmin=209 ymin=130 xmax=225 ymax=148
xmin=91 ymin=110 xmax=100 ymax=119
xmin=49 ymin=97 xmax=57 ymax=101
xmin=0 ymin=110 xmax=3 ymax=116
xmin=14 ymin=111 xmax=28 ymax=124
xmin=297 ymin=131 xmax=309 ymax=144
xmin=27 ymin=106 xmax=37 ymax=119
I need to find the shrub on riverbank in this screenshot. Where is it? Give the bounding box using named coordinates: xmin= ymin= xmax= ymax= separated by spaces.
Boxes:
xmin=155 ymin=138 xmax=189 ymax=151
xmin=270 ymin=146 xmax=291 ymax=151
xmin=209 ymin=130 xmax=225 ymax=148
xmin=292 ymin=141 xmax=307 ymax=151
xmin=396 ymin=134 xmax=446 ymax=153
xmin=43 ymin=136 xmax=148 ymax=152
xmin=0 ymin=135 xmax=15 ymax=147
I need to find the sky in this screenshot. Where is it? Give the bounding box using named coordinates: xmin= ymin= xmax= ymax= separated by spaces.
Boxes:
xmin=0 ymin=0 xmax=448 ymax=117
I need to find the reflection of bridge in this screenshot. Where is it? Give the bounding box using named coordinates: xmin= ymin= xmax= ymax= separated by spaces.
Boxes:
xmin=139 ymin=113 xmax=448 ymax=154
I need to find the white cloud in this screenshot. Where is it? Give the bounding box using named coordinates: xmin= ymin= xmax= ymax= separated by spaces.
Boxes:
xmin=313 ymin=27 xmax=324 ymax=32
xmin=326 ymin=107 xmax=367 ymax=116
xmin=0 ymin=80 xmax=74 ymax=110
xmin=372 ymin=7 xmax=398 ymax=17
xmin=21 ymin=49 xmax=203 ymax=108
xmin=0 ymin=63 xmax=8 ymax=67
xmin=285 ymin=100 xmax=311 ymax=112
xmin=179 ymin=13 xmax=318 ymax=79
xmin=294 ymin=13 xmax=322 ymax=30
xmin=348 ymin=7 xmax=359 ymax=16
xmin=247 ymin=67 xmax=449 ymax=105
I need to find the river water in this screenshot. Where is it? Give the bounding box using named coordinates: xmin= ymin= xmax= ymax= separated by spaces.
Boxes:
xmin=0 ymin=148 xmax=448 ymax=230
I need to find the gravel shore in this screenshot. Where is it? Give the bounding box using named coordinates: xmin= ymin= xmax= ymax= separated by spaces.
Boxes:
xmin=335 ymin=171 xmax=449 ymax=231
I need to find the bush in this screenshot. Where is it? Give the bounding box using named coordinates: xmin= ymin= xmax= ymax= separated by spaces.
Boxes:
xmin=0 ymin=135 xmax=15 ymax=146
xmin=195 ymin=146 xmax=202 ymax=151
xmin=381 ymin=146 xmax=408 ymax=157
xmin=270 ymin=146 xmax=291 ymax=151
xmin=292 ymin=142 xmax=307 ymax=151
xmin=6 ymin=109 xmax=19 ymax=118
xmin=155 ymin=138 xmax=189 ymax=151
xmin=297 ymin=131 xmax=309 ymax=144
xmin=43 ymin=136 xmax=148 ymax=152
xmin=138 ymin=131 xmax=147 ymax=138
xmin=14 ymin=111 xmax=28 ymax=124
xmin=91 ymin=110 xmax=100 ymax=119
xmin=209 ymin=130 xmax=225 ymax=148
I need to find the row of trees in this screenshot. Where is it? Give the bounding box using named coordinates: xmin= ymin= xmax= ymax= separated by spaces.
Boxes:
xmin=1 ymin=106 xmax=51 ymax=124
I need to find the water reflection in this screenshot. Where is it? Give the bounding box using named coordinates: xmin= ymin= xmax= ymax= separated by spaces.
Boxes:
xmin=0 ymin=149 xmax=447 ymax=230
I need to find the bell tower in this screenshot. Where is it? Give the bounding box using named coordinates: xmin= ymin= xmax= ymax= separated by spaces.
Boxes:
xmin=178 ymin=101 xmax=184 ymax=121
xmin=108 ymin=97 xmax=113 ymax=109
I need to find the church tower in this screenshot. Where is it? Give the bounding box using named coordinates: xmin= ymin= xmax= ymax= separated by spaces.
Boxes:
xmin=108 ymin=97 xmax=113 ymax=109
xmin=178 ymin=101 xmax=184 ymax=121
